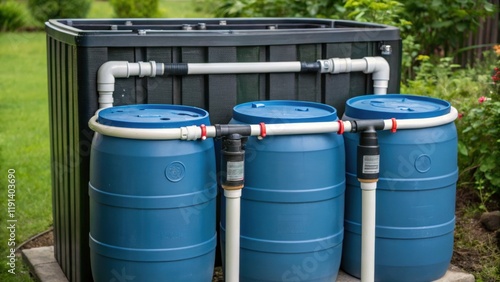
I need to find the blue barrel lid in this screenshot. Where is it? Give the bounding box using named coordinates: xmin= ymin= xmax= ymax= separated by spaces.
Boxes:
xmin=98 ymin=104 xmax=210 ymax=128
xmin=232 ymin=100 xmax=338 ymax=124
xmin=345 ymin=94 xmax=451 ymax=119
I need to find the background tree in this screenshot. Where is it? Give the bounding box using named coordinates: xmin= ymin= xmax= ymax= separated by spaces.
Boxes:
xmin=28 ymin=0 xmax=91 ymax=24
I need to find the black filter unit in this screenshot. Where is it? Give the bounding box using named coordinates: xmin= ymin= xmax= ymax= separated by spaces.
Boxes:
xmin=45 ymin=18 xmax=401 ymax=281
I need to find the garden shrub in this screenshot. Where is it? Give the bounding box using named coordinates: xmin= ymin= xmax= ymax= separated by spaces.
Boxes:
xmin=110 ymin=0 xmax=160 ymax=18
xmin=402 ymin=50 xmax=500 ymax=209
xmin=403 ymin=0 xmax=496 ymax=56
xmin=0 ymin=1 xmax=26 ymax=31
xmin=201 ymin=0 xmax=339 ymax=18
xmin=28 ymin=0 xmax=91 ymax=25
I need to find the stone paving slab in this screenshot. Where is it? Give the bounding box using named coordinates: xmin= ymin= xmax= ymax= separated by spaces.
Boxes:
xmin=23 ymin=246 xmax=474 ymax=282
xmin=336 ymin=265 xmax=475 ymax=282
xmin=22 ymin=246 xmax=68 ymax=282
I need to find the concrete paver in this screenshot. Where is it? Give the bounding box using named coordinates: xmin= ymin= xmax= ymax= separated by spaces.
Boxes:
xmin=22 ymin=246 xmax=68 ymax=282
xmin=23 ymin=246 xmax=474 ymax=282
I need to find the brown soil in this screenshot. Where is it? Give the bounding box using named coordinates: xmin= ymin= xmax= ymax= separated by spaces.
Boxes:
xmin=18 ymin=228 xmax=54 ymax=250
xmin=451 ymin=188 xmax=500 ymax=279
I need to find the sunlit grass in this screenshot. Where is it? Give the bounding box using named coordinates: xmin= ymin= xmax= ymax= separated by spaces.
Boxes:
xmin=0 ymin=32 xmax=51 ymax=282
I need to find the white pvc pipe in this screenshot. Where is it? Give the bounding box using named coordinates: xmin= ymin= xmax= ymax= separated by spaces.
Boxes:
xmin=88 ymin=114 xmax=219 ymax=140
xmin=364 ymin=57 xmax=390 ymax=95
xmin=249 ymin=121 xmax=353 ymax=136
xmin=224 ymin=189 xmax=242 ymax=282
xmin=360 ymin=181 xmax=377 ymax=282
xmin=320 ymin=57 xmax=390 ymax=95
xmin=97 ymin=61 xmax=163 ymax=109
xmin=384 ymin=106 xmax=459 ymax=130
xmin=88 ymin=107 xmax=458 ymax=140
xmin=187 ymin=62 xmax=302 ymax=75
xmin=96 ymin=56 xmax=391 ymax=109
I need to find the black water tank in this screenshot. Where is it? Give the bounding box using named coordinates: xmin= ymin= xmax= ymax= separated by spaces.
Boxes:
xmin=45 ymin=18 xmax=401 ymax=281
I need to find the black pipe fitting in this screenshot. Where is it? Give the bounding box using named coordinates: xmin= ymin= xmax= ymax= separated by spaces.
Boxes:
xmin=349 ymin=119 xmax=385 ymax=133
xmin=164 ymin=63 xmax=189 ymax=75
xmin=215 ymin=124 xmax=252 ymax=138
xmin=221 ymin=134 xmax=246 ymax=190
xmin=300 ymin=61 xmax=322 ymax=72
xmin=357 ymin=127 xmax=380 ymax=182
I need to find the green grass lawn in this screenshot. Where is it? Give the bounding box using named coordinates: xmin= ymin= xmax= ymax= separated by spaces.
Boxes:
xmin=0 ymin=32 xmax=51 ymax=281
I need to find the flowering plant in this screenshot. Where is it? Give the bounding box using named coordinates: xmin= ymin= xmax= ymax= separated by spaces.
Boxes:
xmin=457 ymin=46 xmax=500 ymax=209
xmin=492 ymin=45 xmax=500 ymax=95
xmin=492 ymin=66 xmax=500 ymax=95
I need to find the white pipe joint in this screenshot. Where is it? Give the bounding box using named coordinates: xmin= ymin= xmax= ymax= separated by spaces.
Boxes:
xmin=97 ymin=61 xmax=164 ymax=109
xmin=318 ymin=56 xmax=390 ymax=95
xmin=363 ymin=57 xmax=390 ymax=95
xmin=97 ymin=61 xmax=129 ymax=108
xmin=331 ymin=58 xmax=353 ymax=73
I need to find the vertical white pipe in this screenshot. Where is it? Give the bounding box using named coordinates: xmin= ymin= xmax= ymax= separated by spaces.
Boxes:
xmin=364 ymin=57 xmax=390 ymax=95
xmin=224 ymin=189 xmax=242 ymax=282
xmin=361 ymin=181 xmax=377 ymax=282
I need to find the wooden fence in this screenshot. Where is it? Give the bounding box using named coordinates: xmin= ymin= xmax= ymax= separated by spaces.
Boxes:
xmin=458 ymin=0 xmax=499 ymax=66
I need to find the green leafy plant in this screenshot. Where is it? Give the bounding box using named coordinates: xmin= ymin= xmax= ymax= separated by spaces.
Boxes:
xmin=336 ymin=0 xmax=417 ymax=80
xmin=28 ymin=0 xmax=91 ymax=25
xmin=203 ymin=0 xmax=340 ymax=18
xmin=474 ymin=179 xmax=496 ymax=212
xmin=0 ymin=1 xmax=26 ymax=31
xmin=403 ymin=50 xmax=500 ymax=209
xmin=459 ymin=95 xmax=500 ymax=205
xmin=110 ymin=0 xmax=160 ymax=18
xmin=403 ymin=0 xmax=496 ymax=56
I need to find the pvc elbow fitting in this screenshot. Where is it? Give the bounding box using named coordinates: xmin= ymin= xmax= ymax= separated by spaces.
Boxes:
xmin=364 ymin=57 xmax=390 ymax=81
xmin=97 ymin=61 xmax=130 ymax=85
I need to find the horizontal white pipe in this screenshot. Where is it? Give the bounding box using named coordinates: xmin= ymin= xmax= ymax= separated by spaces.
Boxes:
xmin=88 ymin=115 xmax=218 ymax=140
xmin=383 ymin=106 xmax=458 ymax=130
xmin=249 ymin=121 xmax=351 ymax=136
xmin=360 ymin=182 xmax=377 ymax=282
xmin=351 ymin=59 xmax=368 ymax=72
xmin=187 ymin=62 xmax=302 ymax=75
xmin=89 ymin=107 xmax=458 ymax=140
xmin=97 ymin=56 xmax=390 ymax=109
xmin=224 ymin=189 xmax=242 ymax=282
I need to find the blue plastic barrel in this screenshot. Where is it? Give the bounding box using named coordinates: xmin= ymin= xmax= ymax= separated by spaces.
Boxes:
xmin=89 ymin=104 xmax=217 ymax=282
xmin=221 ymin=100 xmax=345 ymax=282
xmin=341 ymin=94 xmax=458 ymax=281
